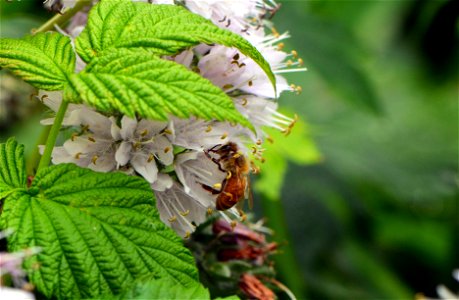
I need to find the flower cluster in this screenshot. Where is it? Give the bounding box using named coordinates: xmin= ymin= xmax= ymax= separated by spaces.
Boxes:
xmin=185 ymin=218 xmax=290 ymax=299
xmin=40 ymin=0 xmax=304 ymax=237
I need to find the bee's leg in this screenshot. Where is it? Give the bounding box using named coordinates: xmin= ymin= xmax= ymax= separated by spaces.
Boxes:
xmin=202 ymin=184 xmax=222 ymax=194
xmin=204 ymin=150 xmax=226 ymax=173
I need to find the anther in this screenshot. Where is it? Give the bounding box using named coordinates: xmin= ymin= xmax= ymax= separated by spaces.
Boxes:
xmin=223 ymin=84 xmax=233 ymax=90
xmin=164 ymin=146 xmax=171 ymax=153
xmin=87 ymin=136 xmax=96 ymax=143
xmin=163 ymin=129 xmax=173 ymax=135
xmin=40 ymin=95 xmax=49 ymax=102
xmin=242 ymin=98 xmax=248 ymax=106
xmin=256 ymin=139 xmax=262 ymax=145
xmin=91 ymin=155 xmax=99 ymax=165
xmin=226 ymin=171 xmax=232 ymax=179
xmin=147 ymin=153 xmax=155 ymax=163
xmin=230 ymin=221 xmax=237 ymax=230
xmin=205 ymin=125 xmax=212 ymax=133
xmin=271 ymin=27 xmax=280 ymax=38
xmin=226 ymin=19 xmax=231 ymax=27
xmin=81 ymin=124 xmax=90 ymax=132
xmin=180 ymin=210 xmax=190 ymax=216
xmin=291 ymin=50 xmax=298 ymax=58
xmin=233 ymin=153 xmax=241 ymax=159
xmin=277 ymin=42 xmax=285 ymax=50
xmin=213 ymin=183 xmax=222 ymax=189
xmin=207 ymin=208 xmax=213 ymax=215
xmin=133 ymin=141 xmax=141 ymax=149
xmin=184 ymin=231 xmax=191 ymax=239
xmin=71 ymin=133 xmax=78 ymax=141
xmin=218 ymin=15 xmax=227 ymax=23
xmin=140 ymin=129 xmax=148 ymax=137
xmin=74 ymin=152 xmax=82 ymax=159
xmin=298 ymin=58 xmax=304 ymax=66
xmin=168 ymin=216 xmax=177 ymax=222
xmin=220 ymin=133 xmax=228 ymax=140
xmin=233 ymin=53 xmax=240 ymax=60
xmin=267 ymin=136 xmax=274 ymax=144
xmin=286 ymin=60 xmax=293 ymax=67
xmin=248 ymin=80 xmax=253 ymax=87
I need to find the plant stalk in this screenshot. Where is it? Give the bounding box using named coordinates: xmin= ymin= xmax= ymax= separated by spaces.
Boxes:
xmin=34 ymin=0 xmax=91 ymax=34
xmin=37 ymin=101 xmax=69 ymax=172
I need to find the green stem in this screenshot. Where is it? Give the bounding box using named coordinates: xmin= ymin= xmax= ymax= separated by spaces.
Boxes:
xmin=26 ymin=126 xmax=51 ymax=176
xmin=37 ymin=101 xmax=69 ymax=172
xmin=34 ymin=0 xmax=91 ymax=34
xmin=27 ymin=0 xmax=89 ymax=174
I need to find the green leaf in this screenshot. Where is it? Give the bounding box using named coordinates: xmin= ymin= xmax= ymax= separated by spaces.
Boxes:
xmin=75 ymin=0 xmax=275 ymax=91
xmin=0 ymin=138 xmax=27 ymax=199
xmin=0 ymin=32 xmax=75 ymax=90
xmin=114 ymin=278 xmax=210 ymax=300
xmin=64 ymin=49 xmax=252 ymax=128
xmin=1 ymin=163 xmax=199 ymax=299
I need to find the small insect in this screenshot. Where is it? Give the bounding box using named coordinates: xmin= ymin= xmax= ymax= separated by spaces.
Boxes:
xmin=203 ymin=142 xmax=251 ymax=211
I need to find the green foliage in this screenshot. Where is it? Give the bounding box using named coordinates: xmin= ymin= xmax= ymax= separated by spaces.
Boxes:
xmin=0 ymin=147 xmax=199 ymax=299
xmin=253 ymin=115 xmax=322 ymax=201
xmin=0 ymin=32 xmax=75 ymax=90
xmin=113 ymin=278 xmax=210 ymax=299
xmin=0 ymin=138 xmax=26 ymax=199
xmin=75 ymin=0 xmax=275 ymax=90
xmin=65 ymin=49 xmax=251 ymax=127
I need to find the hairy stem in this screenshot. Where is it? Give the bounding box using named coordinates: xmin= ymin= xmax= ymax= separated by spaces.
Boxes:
xmin=34 ymin=0 xmax=91 ymax=34
xmin=37 ymin=101 xmax=69 ymax=172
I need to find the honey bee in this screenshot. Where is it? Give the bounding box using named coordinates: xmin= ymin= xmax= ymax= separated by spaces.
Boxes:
xmin=203 ymin=142 xmax=250 ymax=211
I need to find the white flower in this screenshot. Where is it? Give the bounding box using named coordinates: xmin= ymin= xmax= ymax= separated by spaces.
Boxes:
xmin=169 ymin=117 xmax=242 ymax=151
xmin=48 ymin=112 xmax=119 ymax=172
xmin=115 ymin=116 xmax=173 ymax=183
xmin=155 ymin=181 xmax=208 ymax=238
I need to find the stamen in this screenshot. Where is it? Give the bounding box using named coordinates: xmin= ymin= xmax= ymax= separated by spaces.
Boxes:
xmin=147 ymin=153 xmax=155 ymax=163
xmin=74 ymin=152 xmax=82 ymax=159
xmin=233 ymin=153 xmax=241 ymax=158
xmin=133 ymin=141 xmax=141 ymax=149
xmin=207 ymin=208 xmax=213 ymax=215
xmin=180 ymin=210 xmax=190 ymax=216
xmin=233 ymin=53 xmax=240 ymax=60
xmin=163 ymin=129 xmax=173 ymax=135
xmin=248 ymin=80 xmax=253 ymax=86
xmin=291 ymin=50 xmax=298 ymax=58
xmin=87 ymin=136 xmax=96 ymax=143
xmin=168 ymin=216 xmax=177 ymax=222
xmin=71 ymin=133 xmax=78 ymax=141
xmin=230 ymin=221 xmax=237 ymax=230
xmin=277 ymin=42 xmax=285 ymax=50
xmin=226 ymin=171 xmax=232 ymax=180
xmin=140 ymin=129 xmax=148 ymax=137
xmin=184 ymin=231 xmax=191 ymax=239
xmin=40 ymin=95 xmax=49 ymax=102
xmin=164 ymin=146 xmax=171 ymax=153
xmin=213 ymin=183 xmax=222 ymax=189
xmin=220 ymin=133 xmax=228 ymax=140
xmin=242 ymin=98 xmax=248 ymax=106
xmin=91 ymin=155 xmax=98 ymax=165
xmin=205 ymin=125 xmax=212 ymax=133
xmin=223 ymin=84 xmax=234 ymax=90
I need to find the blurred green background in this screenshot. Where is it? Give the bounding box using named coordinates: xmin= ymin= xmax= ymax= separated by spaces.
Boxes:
xmin=1 ymin=1 xmax=457 ymax=299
